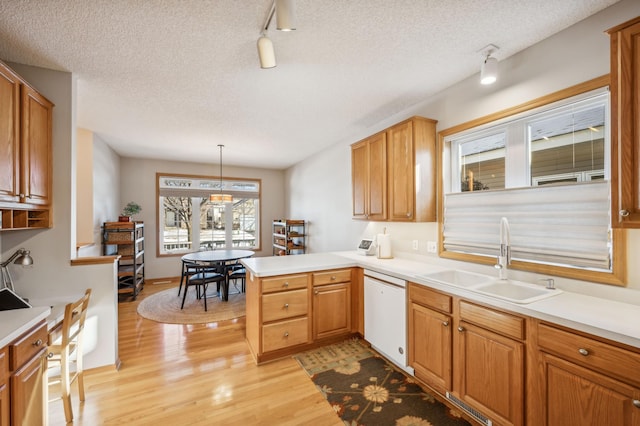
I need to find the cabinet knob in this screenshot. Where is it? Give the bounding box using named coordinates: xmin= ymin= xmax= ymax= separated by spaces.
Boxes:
xmin=442 ymin=321 xmax=449 ymax=327
xmin=32 ymin=339 xmax=43 ymax=347
xmin=331 ymin=276 xmax=336 ymax=280
xmin=283 ymin=332 xmax=289 ymax=338
xmin=314 ymin=290 xmax=319 ymax=295
xmin=633 ymin=399 xmax=640 ymax=408
xmin=406 ymin=212 xmax=411 ymax=217
xmin=578 ymin=348 xmax=589 ymax=356
xmin=620 ymin=209 xmax=630 ymax=217
xmin=457 ymin=326 xmax=465 ymax=332
xmin=283 ymin=303 xmax=289 ymax=309
xmin=283 ymin=282 xmax=289 ymax=287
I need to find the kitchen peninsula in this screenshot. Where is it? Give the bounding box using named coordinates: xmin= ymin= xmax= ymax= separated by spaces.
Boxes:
xmin=243 ymin=251 xmax=640 ymax=426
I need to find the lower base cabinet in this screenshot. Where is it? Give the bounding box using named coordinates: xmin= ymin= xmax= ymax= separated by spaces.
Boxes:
xmin=246 ymin=268 xmax=356 ymax=364
xmin=0 ymin=321 xmax=47 ymax=426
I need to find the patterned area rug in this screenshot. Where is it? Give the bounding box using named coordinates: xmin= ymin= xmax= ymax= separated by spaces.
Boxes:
xmin=137 ymin=287 xmax=245 ymax=324
xmin=294 ymin=340 xmax=470 ymax=426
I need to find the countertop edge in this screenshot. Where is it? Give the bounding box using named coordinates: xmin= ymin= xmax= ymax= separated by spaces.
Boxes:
xmin=0 ymin=306 xmax=51 ymax=347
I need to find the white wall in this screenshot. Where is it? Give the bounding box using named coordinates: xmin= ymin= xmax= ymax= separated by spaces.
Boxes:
xmin=76 ymin=128 xmax=94 ymax=246
xmin=286 ymin=0 xmax=640 ymax=302
xmin=119 ymin=157 xmax=285 ymax=280
xmin=0 ymin=63 xmax=119 ymax=370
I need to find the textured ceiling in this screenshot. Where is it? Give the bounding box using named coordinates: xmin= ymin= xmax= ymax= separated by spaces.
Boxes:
xmin=0 ymin=0 xmax=619 ymax=169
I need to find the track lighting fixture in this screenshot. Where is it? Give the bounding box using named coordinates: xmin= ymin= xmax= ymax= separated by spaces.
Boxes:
xmin=257 ymin=0 xmax=297 ymax=68
xmin=479 ymin=44 xmax=499 ymax=85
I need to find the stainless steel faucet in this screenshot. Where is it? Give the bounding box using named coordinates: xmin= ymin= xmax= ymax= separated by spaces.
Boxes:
xmin=495 ymin=217 xmax=511 ymax=280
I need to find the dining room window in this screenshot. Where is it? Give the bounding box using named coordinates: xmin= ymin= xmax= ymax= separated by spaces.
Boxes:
xmin=157 ymin=174 xmax=261 ymax=255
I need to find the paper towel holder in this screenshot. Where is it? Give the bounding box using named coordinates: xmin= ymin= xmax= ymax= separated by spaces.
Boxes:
xmin=376 ymin=230 xmax=393 ymax=259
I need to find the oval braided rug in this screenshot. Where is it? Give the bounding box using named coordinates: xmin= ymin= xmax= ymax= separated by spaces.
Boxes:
xmin=137 ymin=287 xmax=245 ymax=324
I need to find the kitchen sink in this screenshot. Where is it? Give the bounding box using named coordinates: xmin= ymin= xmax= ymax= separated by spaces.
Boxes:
xmin=416 ymin=270 xmax=493 ymax=288
xmin=472 ymin=280 xmax=562 ymax=304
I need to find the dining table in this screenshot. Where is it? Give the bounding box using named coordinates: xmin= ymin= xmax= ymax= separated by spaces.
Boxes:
xmin=180 ymin=249 xmax=255 ymax=301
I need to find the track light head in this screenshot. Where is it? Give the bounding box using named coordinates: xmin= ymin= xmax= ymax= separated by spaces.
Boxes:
xmin=276 ymin=0 xmax=296 ymax=31
xmin=478 ymin=44 xmax=499 ymax=85
xmin=257 ymin=35 xmax=276 ymax=69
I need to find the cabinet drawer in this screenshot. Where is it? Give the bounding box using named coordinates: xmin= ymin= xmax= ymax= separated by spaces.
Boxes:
xmin=313 ymin=269 xmax=352 ymax=286
xmin=538 ymin=323 xmax=640 ymax=387
xmin=9 ymin=322 xmax=48 ymax=371
xmin=262 ymin=274 xmax=308 ymax=293
xmin=262 ymin=317 xmax=309 ymax=352
xmin=409 ymin=283 xmax=451 ymax=313
xmin=262 ymin=289 xmax=308 ymax=322
xmin=459 ymin=301 xmax=524 ymax=340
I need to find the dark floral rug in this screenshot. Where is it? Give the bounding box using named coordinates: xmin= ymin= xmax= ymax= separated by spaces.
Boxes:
xmin=293 ymin=340 xmax=471 ymax=426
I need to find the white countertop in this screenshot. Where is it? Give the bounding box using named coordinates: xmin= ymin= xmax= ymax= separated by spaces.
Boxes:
xmin=0 ymin=306 xmax=51 ymax=347
xmin=242 ymin=251 xmax=640 ymax=349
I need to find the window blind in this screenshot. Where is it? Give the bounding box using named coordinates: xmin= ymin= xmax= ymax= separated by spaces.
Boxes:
xmin=443 ymin=181 xmax=611 ymax=271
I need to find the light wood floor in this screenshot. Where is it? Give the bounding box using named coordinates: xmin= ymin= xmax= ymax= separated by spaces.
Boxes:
xmin=48 ymin=282 xmax=342 ymax=425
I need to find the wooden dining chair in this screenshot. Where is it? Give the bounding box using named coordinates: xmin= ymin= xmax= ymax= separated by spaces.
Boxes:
xmin=47 ymin=288 xmax=92 ymax=424
xmin=181 ymin=261 xmax=226 ymax=311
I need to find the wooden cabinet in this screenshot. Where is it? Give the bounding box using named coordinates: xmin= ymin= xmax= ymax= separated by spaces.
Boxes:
xmin=351 ymin=116 xmax=437 ymax=222
xmin=0 ymin=347 xmax=8 ymax=426
xmin=351 ymin=131 xmax=387 ymax=220
xmin=272 ymin=220 xmax=306 ymax=256
xmin=455 ymin=301 xmax=525 ymax=426
xmin=408 ymin=284 xmax=452 ymax=395
xmin=408 ymin=286 xmax=525 ymax=426
xmin=103 ymin=222 xmax=145 ymax=300
xmin=532 ymin=321 xmax=640 ymax=425
xmin=246 ymin=268 xmax=357 ymax=364
xmin=0 ymin=321 xmax=47 ymax=426
xmin=609 ymin=17 xmax=640 ymax=228
xmin=246 ymin=272 xmax=312 ymax=363
xmin=312 ymin=269 xmax=352 ymax=340
xmin=0 ymin=60 xmax=53 ymax=231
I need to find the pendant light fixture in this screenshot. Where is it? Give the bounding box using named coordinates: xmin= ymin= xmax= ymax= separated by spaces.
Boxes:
xmin=209 ymin=144 xmax=233 ymax=204
xmin=479 ymin=44 xmax=499 ymax=85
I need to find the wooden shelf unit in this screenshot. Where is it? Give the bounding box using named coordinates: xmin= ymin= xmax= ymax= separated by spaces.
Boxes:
xmin=272 ymin=220 xmax=306 ymax=256
xmin=102 ymin=222 xmax=145 ymax=300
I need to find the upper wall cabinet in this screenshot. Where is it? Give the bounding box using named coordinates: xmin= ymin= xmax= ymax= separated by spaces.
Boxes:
xmin=351 ymin=116 xmax=437 ymax=222
xmin=609 ymin=17 xmax=640 ymax=228
xmin=0 ymin=60 xmax=53 ymax=231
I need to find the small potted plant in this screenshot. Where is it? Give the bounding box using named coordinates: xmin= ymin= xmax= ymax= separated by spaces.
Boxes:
xmin=119 ymin=201 xmax=142 ymax=222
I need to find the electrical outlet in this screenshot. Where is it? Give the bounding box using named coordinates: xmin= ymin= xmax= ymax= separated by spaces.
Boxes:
xmin=427 ymin=241 xmax=437 ymax=253
xmin=412 ymin=240 xmax=419 ymax=250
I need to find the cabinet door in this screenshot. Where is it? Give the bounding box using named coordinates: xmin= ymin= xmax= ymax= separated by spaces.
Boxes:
xmin=313 ymin=282 xmax=351 ymax=340
xmin=456 ymin=321 xmax=524 ymax=426
xmin=10 ymin=349 xmax=46 ymax=426
xmin=610 ymin=18 xmax=640 ymax=227
xmin=351 ymin=133 xmax=387 ymax=221
xmin=542 ymin=353 xmax=640 ymax=426
xmin=0 ymin=64 xmax=20 ymax=204
xmin=0 ymin=381 xmax=8 ymax=426
xmin=409 ymin=302 xmax=452 ymax=394
xmin=387 ymin=120 xmax=415 ymax=221
xmin=20 ymin=85 xmax=52 ymax=206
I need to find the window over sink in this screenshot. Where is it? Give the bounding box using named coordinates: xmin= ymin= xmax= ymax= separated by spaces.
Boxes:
xmin=439 ymin=77 xmax=625 ymax=286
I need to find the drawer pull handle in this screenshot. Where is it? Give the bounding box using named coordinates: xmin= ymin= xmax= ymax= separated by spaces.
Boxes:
xmin=457 ymin=326 xmax=465 ymax=332
xmin=284 ymin=303 xmax=289 ymax=309
xmin=331 ymin=276 xmax=336 ymax=280
xmin=620 ymin=209 xmax=630 ymax=217
xmin=633 ymin=399 xmax=640 ymax=408
xmin=33 ymin=339 xmax=43 ymax=347
xmin=283 ymin=332 xmax=289 ymax=338
xmin=578 ymin=348 xmax=589 ymax=356
xmin=283 ymin=282 xmax=289 ymax=287
xmin=442 ymin=321 xmax=449 ymax=327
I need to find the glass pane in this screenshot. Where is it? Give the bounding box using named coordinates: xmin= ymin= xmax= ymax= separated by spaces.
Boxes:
xmin=529 ymin=104 xmax=605 ymax=186
xmin=233 ymin=199 xmax=258 ymax=248
xmin=161 ymin=196 xmax=193 ymax=253
xmin=200 ymin=200 xmax=225 ymax=250
xmin=458 ymin=132 xmax=505 ymax=191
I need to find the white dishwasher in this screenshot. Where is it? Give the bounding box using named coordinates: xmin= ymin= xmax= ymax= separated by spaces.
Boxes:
xmin=364 ymin=269 xmax=413 ymax=375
